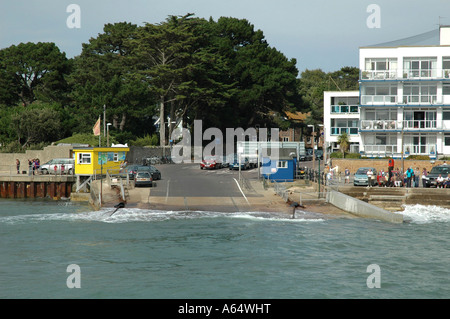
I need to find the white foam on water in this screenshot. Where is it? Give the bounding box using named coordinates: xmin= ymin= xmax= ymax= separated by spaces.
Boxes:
xmin=399 ymin=204 xmax=450 ymax=224
xmin=0 ymin=208 xmax=324 ymax=224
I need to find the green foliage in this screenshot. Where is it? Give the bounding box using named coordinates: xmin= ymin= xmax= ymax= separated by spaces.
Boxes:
xmin=130 ymin=134 xmax=159 ymax=147
xmin=56 ymin=133 xmax=103 ymax=147
xmin=330 ymin=152 xmax=361 ymax=159
xmin=0 ymin=42 xmax=70 ymax=106
xmin=298 ymin=67 xmax=360 ymax=125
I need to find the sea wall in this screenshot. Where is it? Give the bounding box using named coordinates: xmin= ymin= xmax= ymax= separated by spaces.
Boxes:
xmin=326 ymin=189 xmax=404 ymax=223
xmin=330 ymin=158 xmax=448 ymax=175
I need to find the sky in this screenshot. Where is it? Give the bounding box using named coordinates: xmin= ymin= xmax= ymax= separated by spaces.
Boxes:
xmin=1 ymin=0 xmax=450 ymax=74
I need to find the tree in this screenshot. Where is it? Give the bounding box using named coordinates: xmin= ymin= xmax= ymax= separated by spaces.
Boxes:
xmin=337 ymin=132 xmax=350 ymax=157
xmin=10 ymin=105 xmax=62 ymax=147
xmin=0 ymin=42 xmax=70 ymax=106
xmin=69 ymin=22 xmax=155 ymax=135
xmin=133 ymin=14 xmax=199 ymax=146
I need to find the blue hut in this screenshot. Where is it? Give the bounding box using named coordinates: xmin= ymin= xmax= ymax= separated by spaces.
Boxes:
xmin=261 ymin=148 xmax=297 ymax=182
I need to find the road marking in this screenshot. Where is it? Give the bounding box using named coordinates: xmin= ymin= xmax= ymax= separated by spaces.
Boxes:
xmin=233 ymin=178 xmax=250 ymax=205
xmin=165 ymin=179 xmax=170 ymax=203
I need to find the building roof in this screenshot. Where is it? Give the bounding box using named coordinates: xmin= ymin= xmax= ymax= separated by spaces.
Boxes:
xmin=362 ymin=28 xmax=440 ymax=48
xmin=262 ymin=148 xmax=297 ymax=160
xmin=284 ymin=111 xmax=310 ymax=121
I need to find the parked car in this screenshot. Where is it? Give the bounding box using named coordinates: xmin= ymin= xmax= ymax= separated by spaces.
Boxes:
xmin=134 ymin=171 xmax=153 ymax=187
xmin=147 ymin=166 xmax=161 ymax=180
xmin=39 ymin=158 xmax=74 ymax=175
xmin=123 ymin=165 xmax=161 ymax=180
xmin=229 ymin=155 xmax=250 ymax=170
xmin=200 ymin=155 xmax=221 ymax=169
xmin=353 ymin=167 xmax=378 ymax=186
xmin=221 ymin=155 xmax=231 ymax=168
xmin=424 ymin=164 xmax=450 ymax=187
xmin=300 ymin=149 xmax=313 ymax=161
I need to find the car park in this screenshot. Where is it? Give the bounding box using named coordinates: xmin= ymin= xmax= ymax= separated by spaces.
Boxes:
xmin=424 ymin=164 xmax=450 ymax=187
xmin=39 ymin=158 xmax=74 ymax=175
xmin=134 ymin=171 xmax=153 ymax=187
xmin=200 ymin=155 xmax=222 ymax=169
xmin=353 ymin=167 xmax=377 ymax=186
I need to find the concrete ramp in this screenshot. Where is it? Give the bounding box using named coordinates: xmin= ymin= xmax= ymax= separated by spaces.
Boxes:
xmin=326 ymin=190 xmax=404 ymax=223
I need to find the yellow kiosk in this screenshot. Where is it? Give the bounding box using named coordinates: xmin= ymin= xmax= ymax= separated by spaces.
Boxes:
xmin=73 ymin=144 xmax=129 ymax=176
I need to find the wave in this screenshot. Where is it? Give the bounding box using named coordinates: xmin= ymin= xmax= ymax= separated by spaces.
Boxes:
xmin=400 ymin=204 xmax=450 ymax=224
xmin=0 ymin=208 xmax=324 ymax=225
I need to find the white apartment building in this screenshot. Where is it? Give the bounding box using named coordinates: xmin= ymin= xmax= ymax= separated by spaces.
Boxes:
xmin=325 ymin=26 xmax=450 ymax=158
xmin=323 ymin=91 xmax=361 ymax=154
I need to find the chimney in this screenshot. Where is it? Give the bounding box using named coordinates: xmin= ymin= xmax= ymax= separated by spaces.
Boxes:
xmin=440 ymin=26 xmax=450 ymax=45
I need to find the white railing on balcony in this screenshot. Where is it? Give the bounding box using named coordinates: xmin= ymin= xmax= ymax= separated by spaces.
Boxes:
xmin=360 ymin=120 xmax=439 ymax=131
xmin=361 ymin=69 xmax=450 ymax=80
xmin=360 ymin=120 xmax=398 ymax=130
xmin=402 ymin=95 xmax=437 ymax=104
xmin=361 ymin=70 xmax=398 ymax=80
xmin=403 ymin=144 xmax=436 ymax=155
xmin=403 ymin=120 xmax=437 ymax=129
xmin=363 ymin=145 xmax=398 ymax=155
xmin=361 ymin=95 xmax=397 ymax=105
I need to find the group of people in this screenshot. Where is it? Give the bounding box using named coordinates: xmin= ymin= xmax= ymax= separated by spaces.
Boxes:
xmin=436 ymin=173 xmax=450 ymax=188
xmin=16 ymin=158 xmax=40 ymax=175
xmin=374 ymin=167 xmax=424 ymax=188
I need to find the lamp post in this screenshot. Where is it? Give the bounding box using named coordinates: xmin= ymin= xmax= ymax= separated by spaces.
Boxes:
xmin=107 ymin=123 xmax=112 ymax=147
xmin=308 ymin=125 xmax=315 ymax=176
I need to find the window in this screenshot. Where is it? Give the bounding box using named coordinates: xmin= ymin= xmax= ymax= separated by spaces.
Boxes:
xmin=445 ymin=135 xmax=450 ymax=146
xmin=403 ymin=57 xmax=437 ymax=78
xmin=277 ymin=161 xmax=288 ymax=168
xmin=78 ymin=153 xmax=91 ymax=164
xmin=443 ymin=110 xmax=450 ymax=120
xmin=113 ymin=153 xmax=119 ymax=161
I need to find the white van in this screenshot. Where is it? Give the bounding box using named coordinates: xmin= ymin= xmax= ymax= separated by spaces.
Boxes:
xmin=38 ymin=158 xmax=75 ymax=175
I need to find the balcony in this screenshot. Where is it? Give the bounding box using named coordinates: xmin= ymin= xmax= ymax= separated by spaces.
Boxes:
xmin=361 ymin=70 xmax=398 ymax=80
xmin=363 ymin=145 xmax=398 ymax=156
xmin=402 ymin=95 xmax=437 ymax=104
xmin=360 ymin=120 xmax=439 ymax=131
xmin=360 ymin=69 xmax=450 ymax=81
xmin=361 ymin=95 xmax=397 ymax=105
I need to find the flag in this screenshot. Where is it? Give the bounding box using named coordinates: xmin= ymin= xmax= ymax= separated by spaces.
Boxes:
xmin=93 ymin=117 xmax=101 ymax=136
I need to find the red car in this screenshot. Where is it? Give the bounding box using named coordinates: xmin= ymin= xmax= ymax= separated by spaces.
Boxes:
xmin=200 ymin=156 xmax=222 ymax=170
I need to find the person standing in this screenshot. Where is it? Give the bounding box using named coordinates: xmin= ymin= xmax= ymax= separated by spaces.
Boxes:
xmin=16 ymin=159 xmax=20 ymax=174
xmin=414 ymin=167 xmax=420 ymax=187
xmin=28 ymin=159 xmax=32 ymax=176
xmin=367 ymin=169 xmax=374 ymax=187
xmin=344 ymin=168 xmax=350 ymax=184
xmin=421 ymin=168 xmax=428 ymax=188
xmin=406 ymin=167 xmax=413 ymax=188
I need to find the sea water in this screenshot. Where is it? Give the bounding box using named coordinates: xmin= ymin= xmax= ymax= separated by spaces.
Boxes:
xmin=0 ymin=199 xmax=449 ymax=299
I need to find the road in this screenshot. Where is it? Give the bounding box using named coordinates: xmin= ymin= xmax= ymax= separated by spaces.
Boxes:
xmin=150 ymin=163 xmax=255 ymax=198
xmin=124 ymin=163 xmax=282 ymax=212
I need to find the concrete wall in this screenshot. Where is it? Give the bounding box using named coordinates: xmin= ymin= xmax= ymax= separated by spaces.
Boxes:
xmin=0 ymin=145 xmax=73 ymax=174
xmin=326 ymin=189 xmax=404 ymax=223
